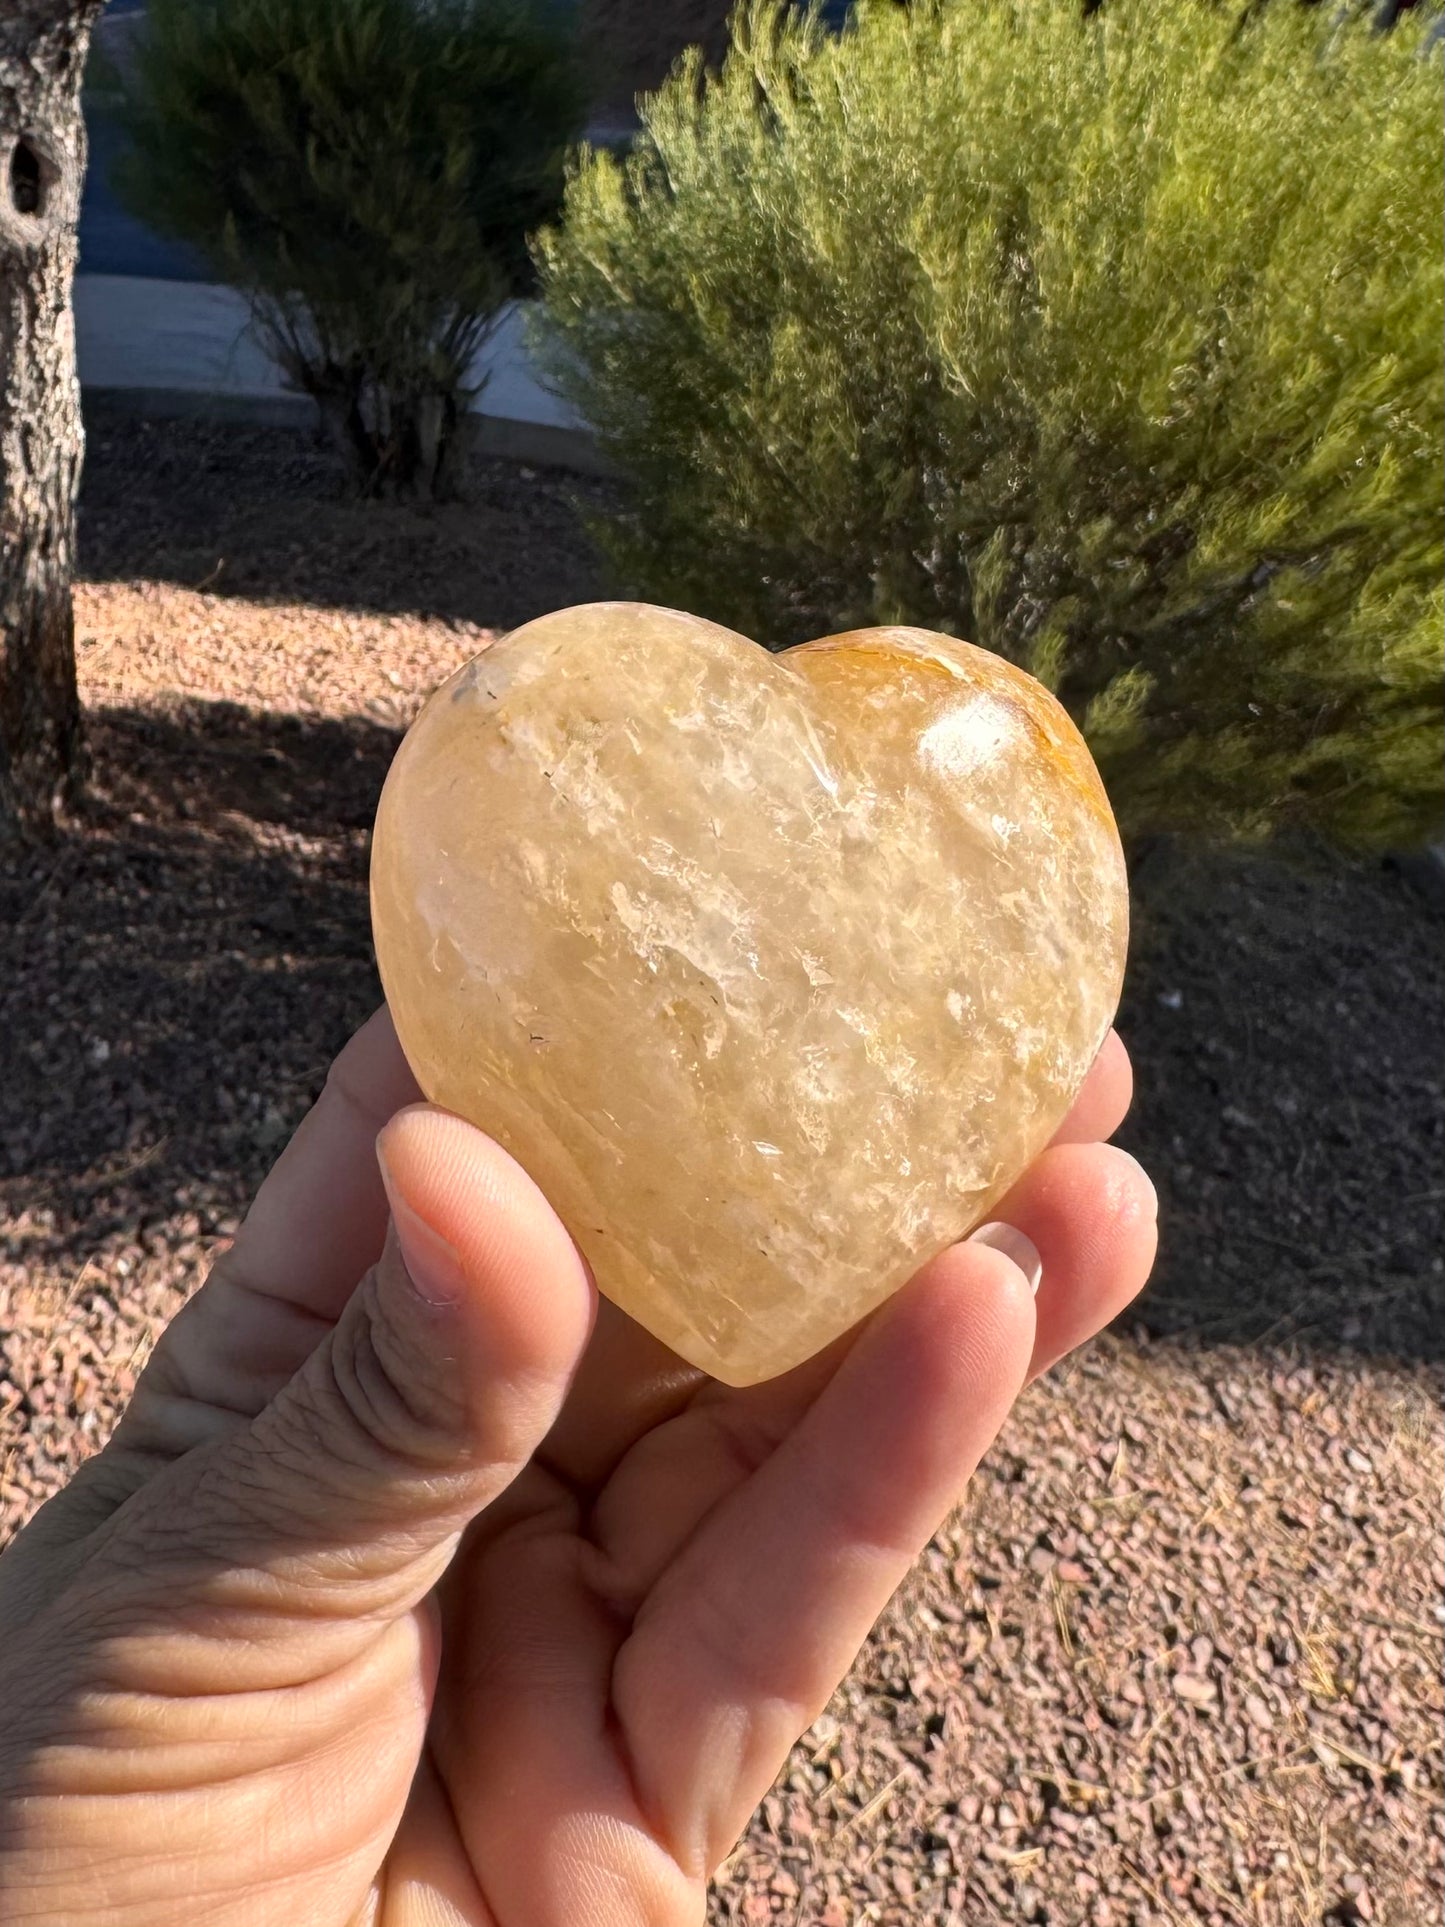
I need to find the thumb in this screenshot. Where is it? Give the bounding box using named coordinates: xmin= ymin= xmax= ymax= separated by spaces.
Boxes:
xmin=96 ymin=1106 xmax=596 ymax=1648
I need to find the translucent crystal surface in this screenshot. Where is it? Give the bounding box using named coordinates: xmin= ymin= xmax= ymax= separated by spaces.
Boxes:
xmin=370 ymin=603 xmax=1128 ymax=1385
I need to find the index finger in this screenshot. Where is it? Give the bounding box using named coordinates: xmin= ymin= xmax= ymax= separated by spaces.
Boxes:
xmin=219 ymin=1003 xmax=423 ymax=1317
xmin=124 ymin=1006 xmax=424 ymax=1440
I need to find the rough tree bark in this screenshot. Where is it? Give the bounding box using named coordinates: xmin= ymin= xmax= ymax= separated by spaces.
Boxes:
xmin=0 ymin=0 xmax=106 ymax=848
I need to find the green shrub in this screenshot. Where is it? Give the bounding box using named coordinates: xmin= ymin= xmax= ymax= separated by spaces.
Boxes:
xmin=114 ymin=0 xmax=586 ymax=496
xmin=537 ymin=0 xmax=1445 ymax=847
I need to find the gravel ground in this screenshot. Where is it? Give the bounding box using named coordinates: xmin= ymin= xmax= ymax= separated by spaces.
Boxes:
xmin=1 ymin=414 xmax=1441 ymax=1926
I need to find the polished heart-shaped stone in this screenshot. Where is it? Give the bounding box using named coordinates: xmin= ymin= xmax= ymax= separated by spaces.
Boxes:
xmin=370 ymin=603 xmax=1128 ymax=1385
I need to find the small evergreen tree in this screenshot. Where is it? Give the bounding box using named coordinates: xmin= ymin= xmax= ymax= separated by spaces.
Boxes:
xmin=538 ymin=0 xmax=1445 ymax=847
xmin=115 ymin=0 xmax=586 ymax=497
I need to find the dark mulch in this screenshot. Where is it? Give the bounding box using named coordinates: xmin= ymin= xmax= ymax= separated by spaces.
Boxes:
xmin=1 ymin=411 xmax=1439 ymax=1925
xmin=1117 ymin=841 xmax=1445 ymax=1364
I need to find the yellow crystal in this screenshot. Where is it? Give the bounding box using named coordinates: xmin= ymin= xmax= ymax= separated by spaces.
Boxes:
xmin=370 ymin=603 xmax=1128 ymax=1385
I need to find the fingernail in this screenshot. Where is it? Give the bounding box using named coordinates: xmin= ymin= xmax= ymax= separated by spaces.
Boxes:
xmin=967 ymin=1221 xmax=1043 ymax=1295
xmin=376 ymin=1141 xmax=467 ymax=1306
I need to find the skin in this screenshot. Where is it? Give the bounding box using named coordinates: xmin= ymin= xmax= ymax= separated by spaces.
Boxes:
xmin=0 ymin=1010 xmax=1156 ymax=1926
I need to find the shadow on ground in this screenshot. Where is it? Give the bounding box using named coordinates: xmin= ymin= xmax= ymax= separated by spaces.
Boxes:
xmin=0 ymin=702 xmax=394 ymax=1265
xmin=79 ymin=408 xmax=617 ymax=627
xmin=3 ymin=697 xmax=1442 ymax=1367
xmin=1113 ymin=840 xmax=1444 ymax=1366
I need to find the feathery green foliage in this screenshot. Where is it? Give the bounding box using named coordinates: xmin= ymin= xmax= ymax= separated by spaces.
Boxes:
xmin=114 ymin=0 xmax=585 ymax=495
xmin=537 ymin=0 xmax=1445 ymax=846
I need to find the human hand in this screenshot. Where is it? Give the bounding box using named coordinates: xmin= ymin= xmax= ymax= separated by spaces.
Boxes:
xmin=0 ymin=1008 xmax=1155 ymax=1926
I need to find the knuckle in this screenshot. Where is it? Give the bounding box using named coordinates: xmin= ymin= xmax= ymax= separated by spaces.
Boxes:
xmin=302 ymin=1269 xmax=468 ymax=1479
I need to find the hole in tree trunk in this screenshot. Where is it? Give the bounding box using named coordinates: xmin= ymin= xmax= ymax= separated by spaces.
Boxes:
xmin=10 ymin=141 xmax=44 ymax=217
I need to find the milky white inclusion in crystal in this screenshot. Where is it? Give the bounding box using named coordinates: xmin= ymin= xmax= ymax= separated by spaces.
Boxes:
xmin=370 ymin=603 xmax=1128 ymax=1386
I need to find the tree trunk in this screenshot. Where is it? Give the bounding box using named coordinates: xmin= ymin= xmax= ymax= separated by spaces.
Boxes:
xmin=0 ymin=1 xmax=105 ymax=848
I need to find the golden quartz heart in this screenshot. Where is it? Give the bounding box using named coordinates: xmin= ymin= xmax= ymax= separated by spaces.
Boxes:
xmin=370 ymin=602 xmax=1128 ymax=1385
